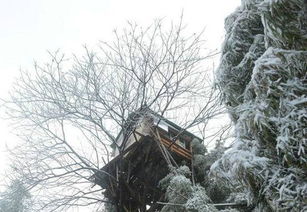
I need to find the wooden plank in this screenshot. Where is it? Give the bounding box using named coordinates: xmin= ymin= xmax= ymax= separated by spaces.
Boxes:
xmin=160 ymin=137 xmax=191 ymax=159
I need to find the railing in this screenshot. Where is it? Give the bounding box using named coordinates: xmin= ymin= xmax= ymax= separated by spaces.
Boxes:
xmin=133 ymin=129 xmax=192 ymax=160
xmin=159 ymin=136 xmax=192 ymax=160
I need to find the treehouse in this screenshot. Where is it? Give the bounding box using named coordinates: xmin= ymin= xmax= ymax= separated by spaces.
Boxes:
xmin=93 ymin=109 xmax=201 ymax=211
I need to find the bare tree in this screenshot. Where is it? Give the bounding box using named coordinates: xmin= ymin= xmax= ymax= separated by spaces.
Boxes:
xmin=3 ymin=18 xmax=224 ymax=211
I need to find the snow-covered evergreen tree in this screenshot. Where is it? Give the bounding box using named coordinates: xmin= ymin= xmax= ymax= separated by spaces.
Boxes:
xmin=214 ymin=0 xmax=307 ymax=211
xmin=0 ymin=180 xmax=32 ymax=212
xmin=159 ymin=165 xmax=218 ymax=212
xmin=191 ymin=139 xmax=232 ymax=204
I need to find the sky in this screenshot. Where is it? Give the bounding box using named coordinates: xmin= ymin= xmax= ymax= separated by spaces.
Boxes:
xmin=0 ymin=0 xmax=240 ymax=193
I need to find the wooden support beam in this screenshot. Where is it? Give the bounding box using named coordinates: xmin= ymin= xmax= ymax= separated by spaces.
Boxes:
xmin=156 ymin=201 xmax=248 ymax=208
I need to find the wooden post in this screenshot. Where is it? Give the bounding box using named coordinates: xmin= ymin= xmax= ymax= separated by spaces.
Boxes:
xmin=191 ymin=146 xmax=196 ymax=186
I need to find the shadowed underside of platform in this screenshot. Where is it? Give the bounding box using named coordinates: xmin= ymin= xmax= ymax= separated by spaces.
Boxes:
xmin=95 ymin=131 xmax=192 ymax=211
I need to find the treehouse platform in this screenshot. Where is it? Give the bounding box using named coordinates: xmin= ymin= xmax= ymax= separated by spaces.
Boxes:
xmin=93 ymin=112 xmax=201 ymax=211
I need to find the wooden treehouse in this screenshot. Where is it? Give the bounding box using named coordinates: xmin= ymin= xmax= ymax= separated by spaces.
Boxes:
xmin=93 ymin=110 xmax=201 ymax=211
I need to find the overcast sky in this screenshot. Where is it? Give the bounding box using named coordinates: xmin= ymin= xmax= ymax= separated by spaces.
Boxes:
xmin=0 ymin=0 xmax=240 ymax=187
